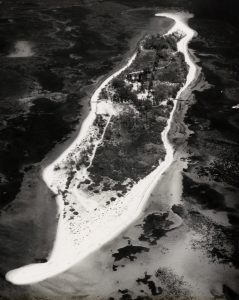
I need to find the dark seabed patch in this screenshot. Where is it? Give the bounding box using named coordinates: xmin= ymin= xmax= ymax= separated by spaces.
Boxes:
xmin=183 ymin=175 xmax=230 ymax=211
xmin=186 ymin=210 xmax=239 ymax=267
xmin=112 ymin=245 xmax=149 ymax=262
xmin=138 ymin=213 xmax=174 ymax=245
xmin=136 ymin=273 xmax=162 ymax=296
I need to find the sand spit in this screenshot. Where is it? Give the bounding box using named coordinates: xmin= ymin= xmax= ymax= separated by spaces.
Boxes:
xmin=6 ymin=12 xmax=197 ymax=285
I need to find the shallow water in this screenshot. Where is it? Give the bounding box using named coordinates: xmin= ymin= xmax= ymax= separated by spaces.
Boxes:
xmin=6 ymin=12 xmax=197 ymax=286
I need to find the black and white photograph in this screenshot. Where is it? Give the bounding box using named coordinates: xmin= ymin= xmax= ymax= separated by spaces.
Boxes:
xmin=0 ymin=0 xmax=238 ymax=299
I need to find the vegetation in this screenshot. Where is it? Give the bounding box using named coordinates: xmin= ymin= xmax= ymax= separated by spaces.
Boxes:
xmin=155 ymin=53 xmax=188 ymax=83
xmin=154 ymin=83 xmax=178 ymax=104
xmin=144 ymin=33 xmax=177 ymax=52
xmin=86 ymin=33 xmax=188 ymax=194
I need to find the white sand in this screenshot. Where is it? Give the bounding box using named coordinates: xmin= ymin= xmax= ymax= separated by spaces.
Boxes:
xmin=6 ymin=12 xmax=197 ymax=285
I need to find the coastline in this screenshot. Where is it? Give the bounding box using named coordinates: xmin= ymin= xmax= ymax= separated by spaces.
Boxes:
xmin=6 ymin=12 xmax=198 ymax=285
xmin=41 ymin=15 xmax=174 ymax=172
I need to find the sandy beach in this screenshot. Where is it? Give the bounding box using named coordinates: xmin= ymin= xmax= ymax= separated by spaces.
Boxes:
xmin=6 ymin=12 xmax=198 ymax=286
xmin=27 ymin=11 xmax=239 ymax=299
xmin=1 ymin=1 xmax=239 ymax=299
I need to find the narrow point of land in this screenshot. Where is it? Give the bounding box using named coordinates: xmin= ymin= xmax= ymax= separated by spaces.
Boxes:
xmin=5 ymin=12 xmax=198 ymax=285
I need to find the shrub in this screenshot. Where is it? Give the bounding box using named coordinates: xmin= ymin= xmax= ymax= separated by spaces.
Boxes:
xmin=112 ymin=78 xmax=125 ymax=89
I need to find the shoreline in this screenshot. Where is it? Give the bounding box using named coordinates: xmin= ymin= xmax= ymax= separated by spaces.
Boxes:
xmin=40 ymin=16 xmax=173 ymax=172
xmin=6 ymin=12 xmax=198 ymax=285
xmin=40 ymin=39 xmax=141 ymax=171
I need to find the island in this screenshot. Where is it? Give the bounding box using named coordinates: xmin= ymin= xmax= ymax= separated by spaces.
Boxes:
xmin=6 ymin=12 xmax=197 ymax=286
xmin=60 ymin=31 xmax=188 ymax=206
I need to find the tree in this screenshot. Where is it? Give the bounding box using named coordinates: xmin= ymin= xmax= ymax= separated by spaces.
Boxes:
xmin=112 ymin=78 xmax=125 ymax=90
